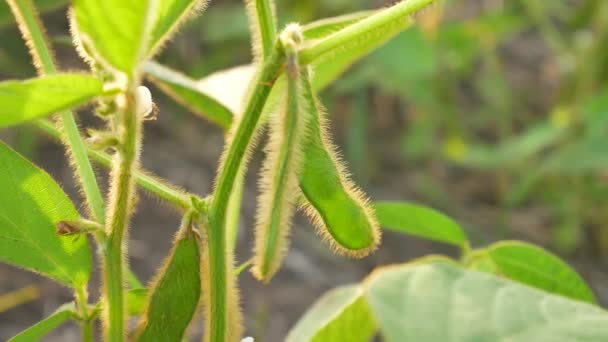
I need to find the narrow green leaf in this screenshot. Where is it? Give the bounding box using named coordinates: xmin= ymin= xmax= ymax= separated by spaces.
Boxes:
xmin=364 ymin=261 xmax=608 ymax=342
xmin=134 ymin=228 xmax=201 ymax=342
xmin=298 ymin=71 xmax=380 ymax=256
xmin=7 ymin=303 xmax=77 ymax=342
xmin=72 ymin=0 xmax=156 ymax=72
xmin=374 ymin=201 xmax=468 ymax=248
xmin=0 ymin=74 xmax=103 ymax=128
xmin=252 ymin=37 xmax=308 ymax=281
xmin=468 ymin=241 xmax=596 ymax=303
xmin=148 ymin=0 xmax=208 ymax=55
xmin=0 ymin=0 xmax=67 ymax=28
xmin=144 ymin=62 xmax=233 ymax=129
xmin=286 ymin=285 xmax=375 ymax=342
xmin=0 ymin=141 xmax=92 ymax=287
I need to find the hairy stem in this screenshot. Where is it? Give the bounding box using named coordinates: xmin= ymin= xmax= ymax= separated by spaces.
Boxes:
xmin=75 ymin=286 xmax=93 ymax=342
xmin=207 ymin=43 xmax=284 ymax=341
xmin=298 ymin=0 xmax=436 ymax=64
xmin=34 ymin=119 xmax=193 ymax=210
xmin=7 ymin=0 xmax=106 ymax=223
xmin=103 ymin=88 xmax=142 ymax=341
xmin=254 ymin=0 xmax=277 ymax=59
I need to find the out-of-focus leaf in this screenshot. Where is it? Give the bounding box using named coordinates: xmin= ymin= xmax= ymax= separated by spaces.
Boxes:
xmin=7 ymin=303 xmax=76 ymax=342
xmin=0 ymin=0 xmax=67 ymax=28
xmin=365 ymin=261 xmax=608 ymax=342
xmin=72 ymin=0 xmax=153 ymax=72
xmin=374 ymin=201 xmax=468 ymax=248
xmin=468 ymin=241 xmax=596 ymax=303
xmin=286 ymin=285 xmax=375 ymax=342
xmin=0 ymin=74 xmax=103 ymax=127
xmin=452 ymin=121 xmax=565 ymax=169
xmin=127 ymin=288 xmax=148 ymax=316
xmin=145 ymin=61 xmax=233 ymax=129
xmin=0 ymin=142 xmax=92 ymax=287
xmin=543 ymin=136 xmax=608 ymax=174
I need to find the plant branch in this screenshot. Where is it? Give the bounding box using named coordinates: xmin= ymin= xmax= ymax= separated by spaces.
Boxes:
xmin=34 ymin=119 xmax=193 ymax=210
xmin=207 ymin=42 xmax=284 ymax=341
xmin=253 ymin=0 xmax=277 ymax=59
xmin=298 ymin=0 xmax=436 ymax=65
xmin=103 ymin=87 xmax=143 ymax=341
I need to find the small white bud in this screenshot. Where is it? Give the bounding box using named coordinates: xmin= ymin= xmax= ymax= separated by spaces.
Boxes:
xmin=241 ymin=337 xmax=254 ymax=342
xmin=135 ymin=86 xmax=153 ymax=118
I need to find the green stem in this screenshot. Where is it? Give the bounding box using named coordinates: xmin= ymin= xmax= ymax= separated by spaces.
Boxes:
xmin=75 ymin=287 xmax=93 ymax=342
xmin=208 ymin=43 xmax=283 ymax=341
xmin=7 ymin=0 xmax=106 ymax=223
xmin=254 ymin=0 xmax=277 ymax=59
xmin=103 ymin=88 xmax=142 ymax=342
xmin=298 ymin=0 xmax=435 ymax=64
xmin=34 ymin=119 xmax=193 ymax=210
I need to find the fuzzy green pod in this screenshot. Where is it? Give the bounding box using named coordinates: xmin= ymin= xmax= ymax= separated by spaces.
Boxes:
xmin=133 ymin=220 xmax=201 ymax=342
xmin=298 ymin=71 xmax=380 ymax=257
xmin=252 ymin=24 xmax=308 ymax=281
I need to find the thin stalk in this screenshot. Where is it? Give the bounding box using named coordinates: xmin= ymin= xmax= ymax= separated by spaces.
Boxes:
xmin=103 ymin=88 xmax=142 ymax=342
xmin=298 ymin=0 xmax=435 ymax=64
xmin=75 ymin=286 xmax=93 ymax=342
xmin=34 ymin=119 xmax=193 ymax=210
xmin=207 ymin=43 xmax=284 ymax=341
xmin=254 ymin=0 xmax=277 ymax=59
xmin=7 ymin=0 xmax=106 ymax=223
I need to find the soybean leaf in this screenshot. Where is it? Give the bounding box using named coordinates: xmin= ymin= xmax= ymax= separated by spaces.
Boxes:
xmin=127 ymin=288 xmax=148 ymax=316
xmin=133 ymin=228 xmax=201 ymax=342
xmin=374 ymin=201 xmax=468 ymax=248
xmin=7 ymin=303 xmax=76 ymax=342
xmin=365 ymin=262 xmax=608 ymax=342
xmin=72 ymin=0 xmax=154 ymax=72
xmin=468 ymin=241 xmax=596 ymax=304
xmin=148 ymin=0 xmax=208 ymax=55
xmin=0 ymin=74 xmax=103 ymax=128
xmin=144 ymin=62 xmax=233 ymax=129
xmin=286 ymin=285 xmax=375 ymax=342
xmin=0 ymin=0 xmax=67 ymax=28
xmin=0 ymin=142 xmax=92 ymax=287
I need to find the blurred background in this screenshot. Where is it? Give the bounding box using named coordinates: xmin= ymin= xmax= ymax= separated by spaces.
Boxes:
xmin=1 ymin=0 xmax=608 ymax=340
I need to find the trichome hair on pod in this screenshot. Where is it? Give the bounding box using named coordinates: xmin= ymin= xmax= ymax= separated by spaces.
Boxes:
xmin=298 ymin=71 xmax=381 ymax=258
xmin=199 ymin=220 xmax=243 ymax=342
xmin=251 ymin=24 xmax=308 ymax=282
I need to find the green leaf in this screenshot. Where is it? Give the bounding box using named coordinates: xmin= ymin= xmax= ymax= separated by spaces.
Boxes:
xmin=148 ymin=0 xmax=207 ymax=55
xmin=0 ymin=142 xmax=92 ymax=287
xmin=468 ymin=241 xmax=596 ymax=304
xmin=133 ymin=228 xmax=201 ymax=342
xmin=72 ymin=0 xmax=155 ymax=72
xmin=0 ymin=0 xmax=67 ymax=28
xmin=286 ymin=285 xmax=375 ymax=342
xmin=364 ymin=261 xmax=608 ymax=341
xmin=7 ymin=303 xmax=76 ymax=342
xmin=374 ymin=201 xmax=468 ymax=248
xmin=127 ymin=288 xmax=148 ymax=316
xmin=0 ymin=74 xmax=103 ymax=128
xmin=144 ymin=62 xmax=233 ymax=129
